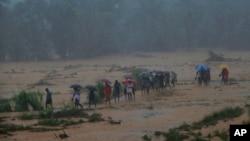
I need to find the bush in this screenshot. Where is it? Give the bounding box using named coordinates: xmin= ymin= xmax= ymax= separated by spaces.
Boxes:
xmin=12 ymin=91 xmax=44 ymax=112
xmin=164 ymin=128 xmax=189 ymax=141
xmin=95 ymin=81 xmax=105 ymax=103
xmin=88 ymin=113 xmax=104 ymax=122
xmin=0 ymin=98 xmax=12 ymax=112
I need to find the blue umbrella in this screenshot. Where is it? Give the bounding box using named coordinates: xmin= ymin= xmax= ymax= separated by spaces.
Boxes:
xmin=195 ymin=65 xmax=209 ymax=71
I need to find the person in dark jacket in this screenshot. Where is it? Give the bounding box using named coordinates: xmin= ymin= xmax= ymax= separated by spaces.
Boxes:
xmin=113 ymin=80 xmax=121 ymax=102
xmin=88 ymin=87 xmax=96 ymax=108
xmin=45 ymin=88 xmax=53 ymax=109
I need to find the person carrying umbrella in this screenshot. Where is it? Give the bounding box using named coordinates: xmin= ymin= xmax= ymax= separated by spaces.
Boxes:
xmin=219 ymin=67 xmax=229 ymax=85
xmin=104 ymin=82 xmax=112 ymax=107
xmin=195 ymin=65 xmax=209 ymax=86
xmin=72 ymin=88 xmax=83 ymax=109
xmin=88 ymin=86 xmax=97 ymax=108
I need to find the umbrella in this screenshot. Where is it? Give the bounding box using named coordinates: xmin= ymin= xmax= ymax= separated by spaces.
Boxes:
xmin=85 ymin=85 xmax=97 ymax=91
xmin=101 ymin=78 xmax=112 ymax=84
xmin=70 ymin=84 xmax=83 ymax=90
xmin=219 ymin=64 xmax=229 ymax=70
xmin=139 ymin=71 xmax=151 ymax=78
xmin=121 ymin=79 xmax=136 ymax=86
xmin=195 ymin=65 xmax=209 ymax=71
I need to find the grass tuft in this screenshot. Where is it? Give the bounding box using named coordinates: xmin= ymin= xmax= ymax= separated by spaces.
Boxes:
xmin=88 ymin=113 xmax=104 ymax=122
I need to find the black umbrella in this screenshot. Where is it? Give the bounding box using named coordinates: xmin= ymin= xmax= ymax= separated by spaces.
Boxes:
xmin=70 ymin=84 xmax=83 ymax=90
xmin=85 ymin=85 xmax=97 ymax=91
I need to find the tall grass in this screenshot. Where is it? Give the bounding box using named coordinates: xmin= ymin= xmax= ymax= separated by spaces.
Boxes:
xmin=12 ymin=90 xmax=44 ymax=111
xmin=95 ymin=81 xmax=105 ymax=103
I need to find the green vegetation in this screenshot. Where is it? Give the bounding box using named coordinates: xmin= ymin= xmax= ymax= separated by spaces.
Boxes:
xmin=61 ymin=100 xmax=75 ymax=110
xmin=132 ymin=70 xmax=141 ymax=84
xmin=191 ymin=137 xmax=208 ymax=141
xmin=213 ymin=130 xmax=229 ymax=141
xmin=95 ymin=81 xmax=105 ymax=103
xmin=88 ymin=113 xmax=104 ymax=122
xmin=30 ymin=127 xmax=61 ymax=132
xmin=177 ymin=122 xmax=191 ymax=131
xmin=38 ymin=118 xmax=61 ymax=126
xmin=19 ymin=112 xmax=37 ymax=120
xmin=154 ymin=131 xmax=165 ymax=137
xmin=192 ymin=107 xmax=244 ymax=130
xmin=146 ymin=106 xmax=246 ymax=141
xmin=0 ymin=124 xmax=31 ymax=135
xmin=38 ymin=118 xmax=83 ymax=127
xmin=132 ymin=68 xmax=146 ymax=83
xmin=0 ymin=91 xmax=104 ymax=135
xmin=39 ymin=107 xmax=54 ymax=119
xmin=60 ymin=119 xmax=84 ymax=126
xmin=164 ymin=128 xmax=189 ymax=141
xmin=142 ymin=134 xmax=152 ymax=141
xmin=0 ymin=98 xmax=12 ymax=112
xmin=12 ymin=91 xmax=44 ymax=112
xmin=53 ymin=108 xmax=89 ymax=118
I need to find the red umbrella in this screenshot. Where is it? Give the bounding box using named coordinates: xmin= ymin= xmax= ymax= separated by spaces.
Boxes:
xmin=101 ymin=78 xmax=112 ymax=84
xmin=122 ymin=79 xmax=136 ymax=86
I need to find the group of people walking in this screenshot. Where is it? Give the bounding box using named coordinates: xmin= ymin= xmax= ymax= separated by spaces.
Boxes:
xmin=195 ymin=64 xmax=229 ymax=86
xmin=140 ymin=71 xmax=177 ymax=95
xmin=44 ymin=65 xmax=229 ymax=110
xmin=44 ymin=70 xmax=178 ymax=110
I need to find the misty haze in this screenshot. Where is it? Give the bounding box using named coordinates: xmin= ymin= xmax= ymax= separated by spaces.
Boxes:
xmin=0 ymin=0 xmax=249 ymax=61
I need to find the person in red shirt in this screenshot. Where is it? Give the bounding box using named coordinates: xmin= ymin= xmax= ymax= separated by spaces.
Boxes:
xmin=104 ymin=83 xmax=112 ymax=106
xmin=220 ymin=68 xmax=229 ymax=85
